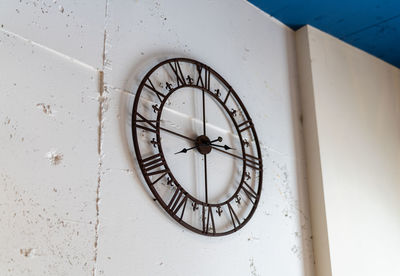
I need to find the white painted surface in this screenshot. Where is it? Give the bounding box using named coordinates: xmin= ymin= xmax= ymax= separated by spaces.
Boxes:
xmin=296 ymin=25 xmax=400 ymax=276
xmin=0 ymin=28 xmax=100 ymax=275
xmin=0 ymin=1 xmax=314 ymax=275
xmin=295 ymin=27 xmax=332 ymax=276
xmin=0 ymin=0 xmax=106 ymax=69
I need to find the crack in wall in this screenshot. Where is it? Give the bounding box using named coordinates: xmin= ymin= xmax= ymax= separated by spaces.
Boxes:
xmin=105 ymin=84 xmax=134 ymax=95
xmin=93 ymin=0 xmax=110 ymax=275
xmin=0 ymin=28 xmax=98 ymax=72
xmin=1 ymin=7 xmax=114 ymax=275
xmin=1 ymin=9 xmax=112 ymax=275
xmin=92 ymin=70 xmax=104 ymax=276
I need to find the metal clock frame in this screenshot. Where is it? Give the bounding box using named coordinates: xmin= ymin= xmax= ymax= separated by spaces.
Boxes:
xmin=131 ymin=58 xmax=263 ymax=236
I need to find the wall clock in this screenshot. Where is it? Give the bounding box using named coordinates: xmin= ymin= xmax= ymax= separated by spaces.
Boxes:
xmin=132 ymin=58 xmax=263 ymax=236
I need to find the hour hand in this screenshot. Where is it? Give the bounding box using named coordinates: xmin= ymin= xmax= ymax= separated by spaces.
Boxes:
xmin=175 ymin=145 xmax=198 ymax=154
xmin=209 ymin=136 xmax=223 ymax=144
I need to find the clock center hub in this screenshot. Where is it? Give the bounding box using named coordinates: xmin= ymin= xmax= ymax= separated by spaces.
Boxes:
xmin=195 ymin=135 xmax=212 ymax=155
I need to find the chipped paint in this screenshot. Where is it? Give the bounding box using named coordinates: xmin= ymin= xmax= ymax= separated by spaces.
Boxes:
xmin=249 ymin=258 xmax=259 ymax=276
xmin=36 ymin=103 xmax=53 ymax=115
xmin=19 ymin=248 xmax=35 ymax=258
xmin=46 ymin=150 xmax=63 ymax=165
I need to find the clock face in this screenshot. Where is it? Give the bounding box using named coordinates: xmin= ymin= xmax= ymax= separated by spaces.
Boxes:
xmin=132 ymin=58 xmax=263 ymax=236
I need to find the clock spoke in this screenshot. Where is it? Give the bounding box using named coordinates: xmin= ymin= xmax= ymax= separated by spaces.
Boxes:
xmin=135 ymin=111 xmax=196 ymax=142
xmin=211 ymin=146 xmax=244 ymax=160
xmin=202 ymin=89 xmax=206 ymax=136
xmin=212 ymin=147 xmax=262 ymax=171
xmin=204 ymin=154 xmax=208 ymax=204
xmin=200 ymin=74 xmax=209 ymax=215
xmin=158 ymin=126 xmax=196 ymax=142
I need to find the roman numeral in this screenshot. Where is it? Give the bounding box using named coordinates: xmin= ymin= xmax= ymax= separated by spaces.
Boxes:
xmin=196 ymin=65 xmax=210 ymax=90
xmin=168 ymin=61 xmax=186 ymax=86
xmin=168 ymin=187 xmax=188 ymax=220
xmin=135 ymin=112 xmax=158 ymax=133
xmin=150 ymin=171 xmax=168 ymax=186
xmin=223 ymin=89 xmax=232 ymax=104
xmin=141 ymin=153 xmax=168 ymax=176
xmin=227 ymin=203 xmax=240 ymax=229
xmin=202 ymin=206 xmax=216 ymax=234
xmin=244 ymin=153 xmax=262 ymax=171
xmin=238 ymin=119 xmax=253 ymax=133
xmin=144 ymin=79 xmax=166 ymax=102
xmin=241 ymin=182 xmax=258 ymax=204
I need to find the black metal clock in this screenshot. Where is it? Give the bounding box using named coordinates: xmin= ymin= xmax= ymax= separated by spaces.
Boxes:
xmin=132 ymin=58 xmax=263 ymax=236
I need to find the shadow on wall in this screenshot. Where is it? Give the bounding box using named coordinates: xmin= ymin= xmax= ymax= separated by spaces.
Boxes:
xmin=117 ymin=51 xmax=196 ymax=201
xmin=284 ymin=29 xmax=316 ymax=276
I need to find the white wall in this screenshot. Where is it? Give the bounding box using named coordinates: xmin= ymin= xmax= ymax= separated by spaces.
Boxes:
xmin=296 ymin=25 xmax=400 ymax=276
xmin=0 ymin=1 xmax=314 ymax=275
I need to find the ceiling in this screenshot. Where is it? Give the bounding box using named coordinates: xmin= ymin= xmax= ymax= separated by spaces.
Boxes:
xmin=248 ymin=0 xmax=400 ymax=68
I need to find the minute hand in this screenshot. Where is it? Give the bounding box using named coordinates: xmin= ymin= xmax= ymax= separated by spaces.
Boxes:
xmin=211 ymin=144 xmax=235 ymax=151
xmin=175 ymin=145 xmax=199 ymax=154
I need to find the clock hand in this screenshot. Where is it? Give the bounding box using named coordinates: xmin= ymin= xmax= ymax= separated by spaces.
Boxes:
xmin=209 ymin=136 xmax=223 ymax=144
xmin=174 ymin=145 xmax=199 ymax=154
xmin=175 ymin=142 xmax=220 ymax=154
xmin=210 ymin=144 xmax=235 ymax=151
xmin=208 ymin=137 xmax=234 ymax=150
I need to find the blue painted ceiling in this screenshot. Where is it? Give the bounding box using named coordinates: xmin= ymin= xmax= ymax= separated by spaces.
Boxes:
xmin=249 ymin=0 xmax=400 ymax=68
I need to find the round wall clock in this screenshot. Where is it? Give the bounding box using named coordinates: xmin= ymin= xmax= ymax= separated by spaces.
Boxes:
xmin=131 ymin=58 xmax=263 ymax=236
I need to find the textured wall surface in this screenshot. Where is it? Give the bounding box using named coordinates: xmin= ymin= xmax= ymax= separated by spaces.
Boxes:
xmin=0 ymin=1 xmax=314 ymax=275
